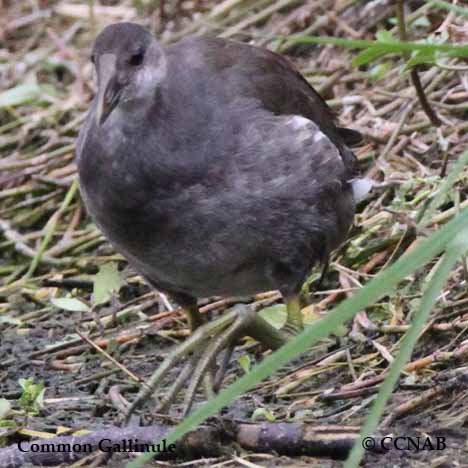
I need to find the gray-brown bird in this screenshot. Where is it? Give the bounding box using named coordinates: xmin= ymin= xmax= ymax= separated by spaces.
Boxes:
xmin=76 ymin=22 xmax=367 ymax=417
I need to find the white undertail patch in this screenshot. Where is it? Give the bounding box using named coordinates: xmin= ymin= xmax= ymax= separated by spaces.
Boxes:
xmin=350 ymin=178 xmax=373 ymax=201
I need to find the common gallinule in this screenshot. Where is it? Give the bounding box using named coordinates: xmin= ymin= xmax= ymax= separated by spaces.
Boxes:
xmin=76 ymin=22 xmax=367 ymax=418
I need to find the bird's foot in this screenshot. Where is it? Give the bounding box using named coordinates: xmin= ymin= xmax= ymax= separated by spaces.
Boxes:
xmin=122 ymin=304 xmax=287 ymax=423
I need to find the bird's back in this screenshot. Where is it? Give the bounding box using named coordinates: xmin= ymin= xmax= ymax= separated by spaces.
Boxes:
xmin=77 ymin=34 xmax=358 ymax=298
xmin=166 ymin=36 xmax=359 ymax=174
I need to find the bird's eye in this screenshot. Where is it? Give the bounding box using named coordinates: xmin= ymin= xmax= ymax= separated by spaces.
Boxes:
xmin=90 ymin=54 xmax=96 ymax=64
xmin=129 ymin=50 xmax=144 ymax=66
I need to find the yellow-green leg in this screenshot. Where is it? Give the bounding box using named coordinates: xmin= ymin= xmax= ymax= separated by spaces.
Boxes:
xmin=285 ymin=294 xmax=303 ymax=333
xmin=123 ymin=304 xmax=287 ymax=422
xmin=184 ymin=303 xmax=203 ymax=333
xmin=183 ymin=301 xmax=216 ymax=406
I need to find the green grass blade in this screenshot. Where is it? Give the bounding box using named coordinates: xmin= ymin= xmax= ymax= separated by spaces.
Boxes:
xmin=344 ymin=236 xmax=466 ymax=468
xmin=419 ymin=150 xmax=468 ymax=227
xmin=126 ymin=208 xmax=468 ymax=468
xmin=287 ymin=35 xmax=468 ymax=58
xmin=428 ymin=0 xmax=468 ymax=17
xmin=23 ymin=178 xmax=79 ymax=279
xmin=353 ymin=46 xmax=393 ymax=67
xmin=0 ymin=83 xmax=41 ymax=108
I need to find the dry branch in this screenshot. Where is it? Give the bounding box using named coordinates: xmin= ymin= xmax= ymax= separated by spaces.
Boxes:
xmin=0 ymin=422 xmax=361 ymax=468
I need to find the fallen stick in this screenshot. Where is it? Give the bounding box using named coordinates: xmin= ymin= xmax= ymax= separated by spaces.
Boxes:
xmin=0 ymin=422 xmax=360 ymax=468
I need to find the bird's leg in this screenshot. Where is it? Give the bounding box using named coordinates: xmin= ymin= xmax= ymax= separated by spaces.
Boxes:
xmin=212 ymin=294 xmax=306 ymax=392
xmin=180 ymin=299 xmax=215 ymax=399
xmin=184 ymin=302 xmax=203 ymax=333
xmin=181 ymin=311 xmax=249 ymax=414
xmin=154 ymin=351 xmax=203 ymax=413
xmin=317 ymin=256 xmax=330 ymax=290
xmin=180 ymin=304 xmax=288 ymax=415
xmin=122 ymin=304 xmax=287 ymax=423
xmin=122 ymin=310 xmax=234 ymax=424
xmin=213 ymin=340 xmax=236 ymax=392
xmin=284 ymin=294 xmax=304 ymax=334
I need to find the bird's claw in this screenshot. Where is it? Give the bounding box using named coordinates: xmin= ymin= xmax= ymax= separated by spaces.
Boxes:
xmin=122 ymin=304 xmax=287 ymax=423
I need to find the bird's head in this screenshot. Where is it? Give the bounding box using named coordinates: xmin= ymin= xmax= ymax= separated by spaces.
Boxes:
xmin=91 ymin=22 xmax=166 ymax=125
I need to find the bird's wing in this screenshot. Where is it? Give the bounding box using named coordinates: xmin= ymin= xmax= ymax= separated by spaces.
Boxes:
xmin=167 ymin=36 xmax=360 ymax=175
xmin=171 ymin=112 xmax=356 ymax=273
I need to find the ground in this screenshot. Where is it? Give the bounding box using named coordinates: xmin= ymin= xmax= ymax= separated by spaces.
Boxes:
xmin=0 ymin=1 xmax=467 ymax=467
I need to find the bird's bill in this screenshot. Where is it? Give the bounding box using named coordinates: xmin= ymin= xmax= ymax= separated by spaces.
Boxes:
xmin=95 ymin=54 xmax=122 ymax=125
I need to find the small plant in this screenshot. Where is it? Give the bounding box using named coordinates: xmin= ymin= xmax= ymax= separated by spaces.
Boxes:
xmin=251 ymin=407 xmax=276 ymax=422
xmin=18 ymin=378 xmax=45 ymax=416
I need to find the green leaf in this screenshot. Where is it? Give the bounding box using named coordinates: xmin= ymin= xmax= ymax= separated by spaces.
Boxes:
xmin=403 ymin=49 xmax=436 ymax=71
xmin=251 ymin=407 xmax=276 ymax=422
xmin=238 ymin=355 xmax=251 ymax=374
xmin=411 ymin=16 xmax=431 ymax=28
xmin=0 ymin=83 xmax=41 ymax=108
xmin=0 ymin=419 xmax=17 ymax=428
xmin=333 ymin=324 xmax=348 ymax=337
xmin=368 ymin=62 xmax=392 ymax=81
xmin=18 ymin=378 xmax=45 ymax=414
xmin=353 ymin=45 xmax=394 ymax=67
xmin=51 ymin=297 xmax=89 ymax=313
xmin=258 ymin=304 xmax=287 ymax=329
xmin=375 ymin=30 xmax=395 ymax=42
xmin=0 ymin=315 xmax=23 ymax=326
xmin=92 ymin=262 xmax=123 ymax=305
xmin=353 ymin=45 xmax=392 ymax=67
